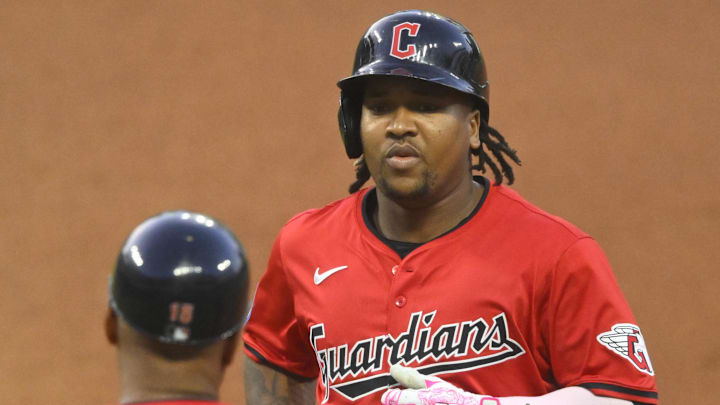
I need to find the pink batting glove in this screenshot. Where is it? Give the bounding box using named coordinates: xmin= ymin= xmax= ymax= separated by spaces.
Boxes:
xmin=381 ymin=365 xmax=501 ymax=405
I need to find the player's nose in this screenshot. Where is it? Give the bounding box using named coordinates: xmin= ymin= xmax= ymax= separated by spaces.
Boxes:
xmin=386 ymin=106 xmax=417 ymax=138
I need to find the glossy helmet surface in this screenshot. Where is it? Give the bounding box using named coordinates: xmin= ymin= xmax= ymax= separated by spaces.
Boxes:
xmin=110 ymin=211 xmax=249 ymax=345
xmin=337 ymin=10 xmax=490 ymax=158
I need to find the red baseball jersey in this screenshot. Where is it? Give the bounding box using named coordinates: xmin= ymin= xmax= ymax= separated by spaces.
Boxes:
xmin=243 ymin=180 xmax=658 ymax=405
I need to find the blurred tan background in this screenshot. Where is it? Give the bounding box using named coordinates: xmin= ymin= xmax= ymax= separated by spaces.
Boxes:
xmin=1 ymin=1 xmax=717 ymax=404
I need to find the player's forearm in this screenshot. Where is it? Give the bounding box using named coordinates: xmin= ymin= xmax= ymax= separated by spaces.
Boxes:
xmin=495 ymin=387 xmax=631 ymax=405
xmin=243 ymin=355 xmax=316 ymax=405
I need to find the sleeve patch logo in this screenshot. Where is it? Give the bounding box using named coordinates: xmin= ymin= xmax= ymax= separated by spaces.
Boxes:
xmin=597 ymin=323 xmax=654 ymax=375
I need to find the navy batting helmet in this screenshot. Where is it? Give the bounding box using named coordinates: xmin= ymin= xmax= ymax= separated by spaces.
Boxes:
xmin=337 ymin=10 xmax=490 ymax=159
xmin=110 ymin=211 xmax=249 ymax=345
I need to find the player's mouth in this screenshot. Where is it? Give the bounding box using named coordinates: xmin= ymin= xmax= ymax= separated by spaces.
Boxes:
xmin=385 ymin=143 xmax=421 ymax=170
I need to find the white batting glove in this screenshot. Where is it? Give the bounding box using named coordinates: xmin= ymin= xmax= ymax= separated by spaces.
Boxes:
xmin=381 ymin=364 xmax=501 ymax=405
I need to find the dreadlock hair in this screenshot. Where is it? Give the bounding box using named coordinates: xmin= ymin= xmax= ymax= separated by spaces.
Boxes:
xmin=472 ymin=119 xmax=521 ymax=186
xmin=347 ymin=119 xmax=521 ymax=194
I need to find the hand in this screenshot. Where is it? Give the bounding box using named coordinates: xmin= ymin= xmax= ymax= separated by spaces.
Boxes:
xmin=381 ymin=364 xmax=501 ymax=405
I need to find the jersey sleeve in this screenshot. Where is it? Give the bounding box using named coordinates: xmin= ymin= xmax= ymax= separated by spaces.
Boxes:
xmin=242 ymin=229 xmax=319 ymax=379
xmin=547 ymin=237 xmax=658 ymax=405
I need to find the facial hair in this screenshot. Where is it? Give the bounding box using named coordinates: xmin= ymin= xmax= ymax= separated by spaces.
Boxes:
xmin=377 ymin=166 xmax=437 ymax=202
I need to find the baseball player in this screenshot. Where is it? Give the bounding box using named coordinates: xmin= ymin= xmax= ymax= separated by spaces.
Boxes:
xmin=105 ymin=211 xmax=249 ymax=404
xmin=242 ymin=9 xmax=658 ymax=405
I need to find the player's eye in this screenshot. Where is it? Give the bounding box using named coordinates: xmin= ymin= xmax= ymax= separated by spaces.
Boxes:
xmin=364 ymin=101 xmax=393 ymax=115
xmin=411 ymin=102 xmax=442 ymax=113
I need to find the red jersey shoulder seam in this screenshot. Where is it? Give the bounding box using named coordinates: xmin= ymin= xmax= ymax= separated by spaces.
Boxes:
xmin=282 ymin=192 xmax=364 ymax=227
xmin=493 ymin=186 xmax=587 ymax=238
xmin=283 ymin=201 xmax=341 ymax=226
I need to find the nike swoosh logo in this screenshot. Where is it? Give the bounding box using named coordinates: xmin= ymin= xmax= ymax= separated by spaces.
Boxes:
xmin=314 ymin=265 xmax=349 ymax=285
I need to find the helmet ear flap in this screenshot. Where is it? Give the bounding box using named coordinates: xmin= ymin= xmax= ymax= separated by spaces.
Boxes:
xmin=338 ymin=91 xmax=363 ymax=159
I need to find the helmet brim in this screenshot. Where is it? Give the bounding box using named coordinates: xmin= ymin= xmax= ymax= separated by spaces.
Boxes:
xmin=338 ymin=61 xmax=485 ymax=98
xmin=337 ymin=61 xmax=488 ymax=120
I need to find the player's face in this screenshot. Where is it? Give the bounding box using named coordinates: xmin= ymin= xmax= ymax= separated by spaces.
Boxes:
xmin=360 ymin=77 xmax=480 ymax=202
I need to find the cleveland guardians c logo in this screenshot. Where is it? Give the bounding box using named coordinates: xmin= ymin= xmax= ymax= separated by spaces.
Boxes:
xmin=597 ymin=323 xmax=654 ymax=375
xmin=390 ymin=22 xmax=421 ymax=59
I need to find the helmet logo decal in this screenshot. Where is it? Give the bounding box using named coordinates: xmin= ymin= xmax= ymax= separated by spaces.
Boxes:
xmin=390 ymin=22 xmax=421 ymax=60
xmin=167 ymin=301 xmax=195 ymax=342
xmin=169 ymin=301 xmax=195 ymax=325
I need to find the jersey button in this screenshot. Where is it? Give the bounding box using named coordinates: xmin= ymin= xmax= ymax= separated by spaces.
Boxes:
xmin=395 ymin=296 xmax=407 ymax=308
xmin=405 ymin=267 xmax=414 ymax=272
xmin=391 ymin=265 xmax=399 ymax=275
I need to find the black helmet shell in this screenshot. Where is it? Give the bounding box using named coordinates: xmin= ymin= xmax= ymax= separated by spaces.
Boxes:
xmin=110 ymin=211 xmax=249 ymax=345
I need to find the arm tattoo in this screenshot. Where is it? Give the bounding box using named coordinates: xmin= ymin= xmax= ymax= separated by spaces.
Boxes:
xmin=288 ymin=375 xmax=317 ymax=404
xmin=244 ymin=356 xmax=316 ymax=405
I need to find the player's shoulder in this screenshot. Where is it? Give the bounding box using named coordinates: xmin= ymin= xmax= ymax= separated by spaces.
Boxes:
xmin=490 ymin=183 xmax=589 ymax=240
xmin=280 ymin=189 xmax=365 ymax=235
xmin=486 ymin=184 xmax=611 ymax=275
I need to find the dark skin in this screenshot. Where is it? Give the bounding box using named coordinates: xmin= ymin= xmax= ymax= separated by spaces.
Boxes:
xmin=361 ymin=77 xmax=484 ymax=243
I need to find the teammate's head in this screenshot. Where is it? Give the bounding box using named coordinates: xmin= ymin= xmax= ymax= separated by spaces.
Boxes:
xmin=108 ymin=210 xmax=249 ymax=346
xmin=105 ymin=210 xmax=249 ymax=403
xmin=337 ymin=10 xmax=520 ymax=194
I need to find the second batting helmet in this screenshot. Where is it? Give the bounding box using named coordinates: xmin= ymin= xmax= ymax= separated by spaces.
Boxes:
xmin=337 ymin=10 xmax=490 ymax=159
xmin=110 ymin=211 xmax=249 ymax=345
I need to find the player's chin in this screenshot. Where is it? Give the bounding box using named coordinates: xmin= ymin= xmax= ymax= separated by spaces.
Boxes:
xmin=377 ymin=175 xmax=431 ymax=201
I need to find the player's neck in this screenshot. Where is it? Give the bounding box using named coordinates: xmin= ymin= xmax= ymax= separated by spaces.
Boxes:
xmin=374 ymin=177 xmax=483 ymax=243
xmin=119 ymin=362 xmax=221 ymax=404
xmin=117 ymin=344 xmax=223 ymax=404
xmin=120 ymin=388 xmax=218 ymax=405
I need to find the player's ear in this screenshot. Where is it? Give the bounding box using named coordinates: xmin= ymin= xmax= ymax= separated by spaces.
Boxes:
xmin=105 ymin=308 xmax=118 ymax=345
xmin=468 ymin=108 xmax=481 ymax=150
xmin=221 ymin=333 xmax=240 ymax=368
